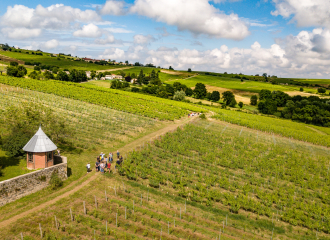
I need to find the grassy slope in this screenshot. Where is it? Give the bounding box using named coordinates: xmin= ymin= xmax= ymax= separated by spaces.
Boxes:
xmin=1 ymin=120 xmax=329 ymax=239
xmin=168 ymin=75 xmax=320 ymax=94
xmin=0 ymin=50 xmax=125 ymax=71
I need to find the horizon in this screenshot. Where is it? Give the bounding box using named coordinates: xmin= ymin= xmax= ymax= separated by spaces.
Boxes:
xmin=1 ymin=0 xmax=330 ymax=79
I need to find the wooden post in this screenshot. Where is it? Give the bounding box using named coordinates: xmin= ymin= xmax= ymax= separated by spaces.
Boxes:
xmin=174 ymin=218 xmax=175 ymax=227
xmin=39 ymin=223 xmax=43 ymax=238
xmin=105 ymin=190 xmax=108 ymax=201
xmin=95 ymin=196 xmax=97 ymax=208
xmin=55 ymin=215 xmax=58 ymax=229
xmin=133 ymin=200 xmax=134 ymax=213
xmin=185 ymin=200 xmax=186 ymax=213
xmin=106 ymin=221 xmax=108 ymax=234
xmin=125 ymin=207 xmax=127 ymax=219
xmin=83 ymin=201 xmax=86 ymax=215
xmin=94 ymin=229 xmax=96 ymax=240
xmin=141 ymin=194 xmax=142 ymax=205
xmin=20 ymin=233 xmax=23 ymax=240
xmin=219 ymin=229 xmax=221 ymax=240
xmin=168 ymin=221 xmax=169 ymax=234
xmin=70 ymin=208 xmax=73 ymax=221
xmin=180 ymin=207 xmax=181 ymax=219
xmin=116 ymin=213 xmax=118 ymax=227
xmin=226 ymin=215 xmax=227 ymax=226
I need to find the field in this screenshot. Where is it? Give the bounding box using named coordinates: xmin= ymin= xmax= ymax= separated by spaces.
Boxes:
xmin=1 ymin=120 xmax=330 ymax=239
xmin=0 ymin=76 xmax=205 ymax=120
xmin=293 ymin=78 xmax=330 ymax=85
xmin=0 ymin=50 xmax=125 ymax=71
xmin=168 ymin=75 xmax=320 ymax=95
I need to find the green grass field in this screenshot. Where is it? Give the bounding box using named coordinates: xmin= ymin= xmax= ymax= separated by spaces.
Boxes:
xmin=0 ymin=50 xmax=126 ymax=71
xmin=168 ymin=75 xmax=320 ymax=94
xmin=1 ymin=120 xmax=329 ymax=239
xmin=292 ymin=78 xmax=330 ymax=85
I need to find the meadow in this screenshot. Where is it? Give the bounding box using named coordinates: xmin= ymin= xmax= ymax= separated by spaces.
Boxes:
xmin=0 ymin=50 xmax=125 ymax=71
xmin=168 ymin=75 xmax=319 ymax=94
xmin=1 ymin=120 xmax=329 ymax=239
xmin=0 ymin=76 xmax=205 ymax=120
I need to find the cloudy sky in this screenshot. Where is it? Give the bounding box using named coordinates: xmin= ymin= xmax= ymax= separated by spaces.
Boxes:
xmin=1 ymin=0 xmax=330 ymax=78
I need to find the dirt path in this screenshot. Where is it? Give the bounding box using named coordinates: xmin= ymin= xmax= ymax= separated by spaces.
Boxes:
xmin=0 ymin=115 xmax=198 ymax=229
xmin=0 ymin=173 xmax=99 ymax=228
xmin=96 ymin=67 xmax=133 ymax=73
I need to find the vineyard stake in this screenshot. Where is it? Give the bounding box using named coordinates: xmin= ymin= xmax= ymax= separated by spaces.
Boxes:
xmin=83 ymin=201 xmax=86 ymax=215
xmin=106 ymin=220 xmax=107 ymax=234
xmin=180 ymin=207 xmax=181 ymax=219
xmin=55 ymin=215 xmax=58 ymax=229
xmin=105 ymin=190 xmax=107 ymax=201
xmin=69 ymin=207 xmax=73 ymax=221
xmin=168 ymin=221 xmax=169 ymax=234
xmin=39 ymin=223 xmax=43 ymax=238
xmin=116 ymin=213 xmax=118 ymax=227
xmin=125 ymin=207 xmax=127 ymax=219
xmin=95 ymin=196 xmax=97 ymax=208
xmin=20 ymin=233 xmax=23 ymax=240
xmin=94 ymin=230 xmax=96 ymax=240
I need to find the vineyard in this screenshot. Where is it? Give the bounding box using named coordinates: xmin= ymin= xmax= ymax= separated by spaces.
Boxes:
xmin=1 ymin=120 xmax=330 ymax=239
xmin=0 ymin=76 xmax=205 ymax=120
xmin=207 ymin=106 xmax=330 ymax=147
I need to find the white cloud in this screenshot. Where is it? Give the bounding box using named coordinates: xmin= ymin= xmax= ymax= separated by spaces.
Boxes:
xmin=73 ymin=24 xmax=103 ymax=38
xmin=95 ymin=35 xmax=116 ymax=44
xmin=43 ymin=39 xmax=59 ymax=49
xmin=130 ymin=0 xmax=249 ymax=40
xmin=133 ymin=34 xmax=156 ymax=45
xmin=271 ymin=0 xmax=330 ymax=28
xmin=99 ymin=48 xmax=125 ymax=60
xmin=1 ymin=28 xmax=42 ymax=39
xmin=105 ymin=27 xmax=133 ymax=33
xmin=96 ymin=28 xmax=330 ymax=77
xmin=1 ymin=4 xmax=101 ymax=29
xmin=100 ymin=1 xmax=125 ymax=15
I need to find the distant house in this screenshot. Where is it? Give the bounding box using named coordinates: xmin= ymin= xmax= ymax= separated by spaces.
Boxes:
xmin=105 ymin=75 xmax=114 ymax=80
xmin=112 ymin=74 xmax=123 ymax=79
xmin=64 ymin=71 xmax=70 ymax=75
xmin=86 ymin=71 xmax=91 ymax=78
xmin=100 ymin=77 xmax=106 ymax=80
xmin=82 ymin=57 xmax=94 ymax=62
xmin=131 ymin=78 xmax=137 ymax=84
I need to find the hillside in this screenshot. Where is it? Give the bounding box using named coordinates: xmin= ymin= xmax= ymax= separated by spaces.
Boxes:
xmin=0 ymin=51 xmax=330 ymax=240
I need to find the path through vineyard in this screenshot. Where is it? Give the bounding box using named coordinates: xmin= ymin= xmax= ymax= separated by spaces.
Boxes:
xmin=0 ymin=114 xmax=199 ymax=229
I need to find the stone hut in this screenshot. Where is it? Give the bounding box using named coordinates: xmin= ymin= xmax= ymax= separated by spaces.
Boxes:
xmin=23 ymin=126 xmax=57 ymax=170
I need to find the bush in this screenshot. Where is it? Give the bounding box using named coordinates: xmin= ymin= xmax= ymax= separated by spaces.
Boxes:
xmin=49 ymin=171 xmax=63 ymax=190
xmin=199 ymin=113 xmax=206 ymax=119
xmin=250 ymin=95 xmax=258 ymax=105
xmin=300 ymin=87 xmax=303 ymax=92
xmin=229 ymin=99 xmax=237 ymax=107
xmin=238 ymin=102 xmax=243 ymax=108
xmin=10 ymin=62 xmax=18 ymax=67
xmin=173 ymin=90 xmax=186 ymax=101
xmin=131 ymin=87 xmax=140 ymax=92
xmin=318 ymin=87 xmax=326 ymax=94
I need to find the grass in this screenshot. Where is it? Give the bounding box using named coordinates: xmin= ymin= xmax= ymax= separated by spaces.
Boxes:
xmin=0 ymin=120 xmax=329 ymax=239
xmin=0 ymin=50 xmax=126 ymax=71
xmin=168 ymin=74 xmax=320 ymax=94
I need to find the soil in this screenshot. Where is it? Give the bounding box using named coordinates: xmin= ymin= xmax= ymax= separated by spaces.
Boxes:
xmin=0 ymin=114 xmax=198 ymax=229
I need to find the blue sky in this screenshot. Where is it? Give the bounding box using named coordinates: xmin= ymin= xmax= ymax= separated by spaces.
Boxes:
xmin=0 ymin=0 xmax=330 ymax=78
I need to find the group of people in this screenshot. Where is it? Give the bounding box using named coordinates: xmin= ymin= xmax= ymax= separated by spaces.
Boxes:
xmin=86 ymin=150 xmax=124 ymax=174
xmin=188 ymin=112 xmax=201 ymax=117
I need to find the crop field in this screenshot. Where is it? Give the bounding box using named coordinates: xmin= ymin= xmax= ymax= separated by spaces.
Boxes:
xmin=168 ymin=75 xmax=319 ymax=94
xmin=111 ymin=67 xmax=193 ymax=82
xmin=205 ymin=106 xmax=330 ymax=147
xmin=293 ymin=78 xmax=330 ymax=85
xmin=2 ymin=120 xmax=330 ymax=239
xmin=0 ymin=76 xmax=205 ymax=120
xmin=0 ymin=51 xmax=125 ymax=71
xmin=0 ymin=84 xmax=160 ymax=181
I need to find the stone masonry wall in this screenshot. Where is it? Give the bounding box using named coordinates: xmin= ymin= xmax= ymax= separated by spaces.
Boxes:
xmin=0 ymin=161 xmax=67 ymax=206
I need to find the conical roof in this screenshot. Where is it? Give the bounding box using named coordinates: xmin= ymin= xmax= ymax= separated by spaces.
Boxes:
xmin=23 ymin=126 xmax=57 ymax=153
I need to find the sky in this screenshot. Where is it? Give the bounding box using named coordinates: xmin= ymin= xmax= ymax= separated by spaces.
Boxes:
xmin=0 ymin=0 xmax=330 ymax=78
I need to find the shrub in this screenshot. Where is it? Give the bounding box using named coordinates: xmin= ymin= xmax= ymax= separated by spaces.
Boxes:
xmin=250 ymin=95 xmax=258 ymax=105
xmin=199 ymin=113 xmax=206 ymax=119
xmin=300 ymin=87 xmax=303 ymax=92
xmin=238 ymin=102 xmax=243 ymax=108
xmin=49 ymin=171 xmax=63 ymax=190
xmin=173 ymin=90 xmax=186 ymax=101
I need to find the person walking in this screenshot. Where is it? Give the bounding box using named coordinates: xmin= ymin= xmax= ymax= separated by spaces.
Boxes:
xmin=100 ymin=161 xmax=105 ymax=174
xmin=107 ymin=162 xmax=111 ymax=173
xmin=117 ymin=150 xmax=120 ymax=159
xmin=109 ymin=152 xmax=113 ymax=162
xmin=95 ymin=159 xmax=100 ymax=172
xmin=86 ymin=163 xmax=91 ymax=173
xmin=100 ymin=152 xmax=105 ymax=161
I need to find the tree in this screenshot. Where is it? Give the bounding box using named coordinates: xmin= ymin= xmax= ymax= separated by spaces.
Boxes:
xmin=119 ymin=70 xmax=126 ymax=78
xmin=137 ymin=69 xmax=144 ymax=85
xmin=318 ymin=88 xmax=326 ymax=94
xmin=150 ymin=70 xmax=162 ymax=86
xmin=238 ymin=102 xmax=243 ymax=108
xmin=222 ymin=91 xmax=236 ymax=106
xmin=56 ymin=71 xmax=69 ymax=81
xmin=193 ymin=83 xmax=207 ymax=99
xmin=188 ymin=68 xmax=192 ymax=72
xmin=34 ymin=66 xmax=41 ymax=71
xmin=185 ymin=88 xmax=193 ymax=97
xmin=90 ymin=70 xmax=96 ymax=79
xmin=1 ymin=103 xmax=74 ymax=157
xmin=229 ymin=98 xmax=237 ymax=107
xmin=29 ymin=71 xmax=40 ymax=80
xmin=210 ymin=91 xmax=220 ymax=101
xmin=169 ymin=66 xmax=174 ymax=70
xmin=6 ymin=66 xmax=18 ymax=77
xmin=173 ymin=90 xmax=186 ymax=101
xmin=300 ymin=87 xmax=304 ymax=92
xmin=258 ymin=100 xmax=277 ymax=114
xmin=259 ymin=89 xmax=272 ymax=101
xmin=250 ymin=95 xmax=258 ymax=105
xmin=10 ymin=62 xmax=18 ymax=67
xmin=43 ymin=70 xmax=54 ymax=79
xmin=262 ymin=73 xmax=267 ymax=78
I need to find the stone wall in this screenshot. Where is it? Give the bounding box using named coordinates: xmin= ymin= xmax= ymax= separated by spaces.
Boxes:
xmin=0 ymin=158 xmax=67 ymax=207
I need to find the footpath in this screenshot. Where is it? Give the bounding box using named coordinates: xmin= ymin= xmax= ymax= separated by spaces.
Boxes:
xmin=0 ymin=114 xmax=199 ymax=228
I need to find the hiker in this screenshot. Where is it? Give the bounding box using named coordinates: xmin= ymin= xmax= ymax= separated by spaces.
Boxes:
xmin=107 ymin=161 xmax=111 ymax=173
xmin=109 ymin=152 xmax=113 ymax=162
xmin=117 ymin=150 xmax=120 ymax=159
xmin=95 ymin=159 xmax=100 ymax=172
xmin=57 ymin=149 xmax=61 ymax=156
xmin=86 ymin=163 xmax=91 ymax=173
xmin=100 ymin=161 xmax=105 ymax=174
xmin=100 ymin=152 xmax=105 ymax=161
